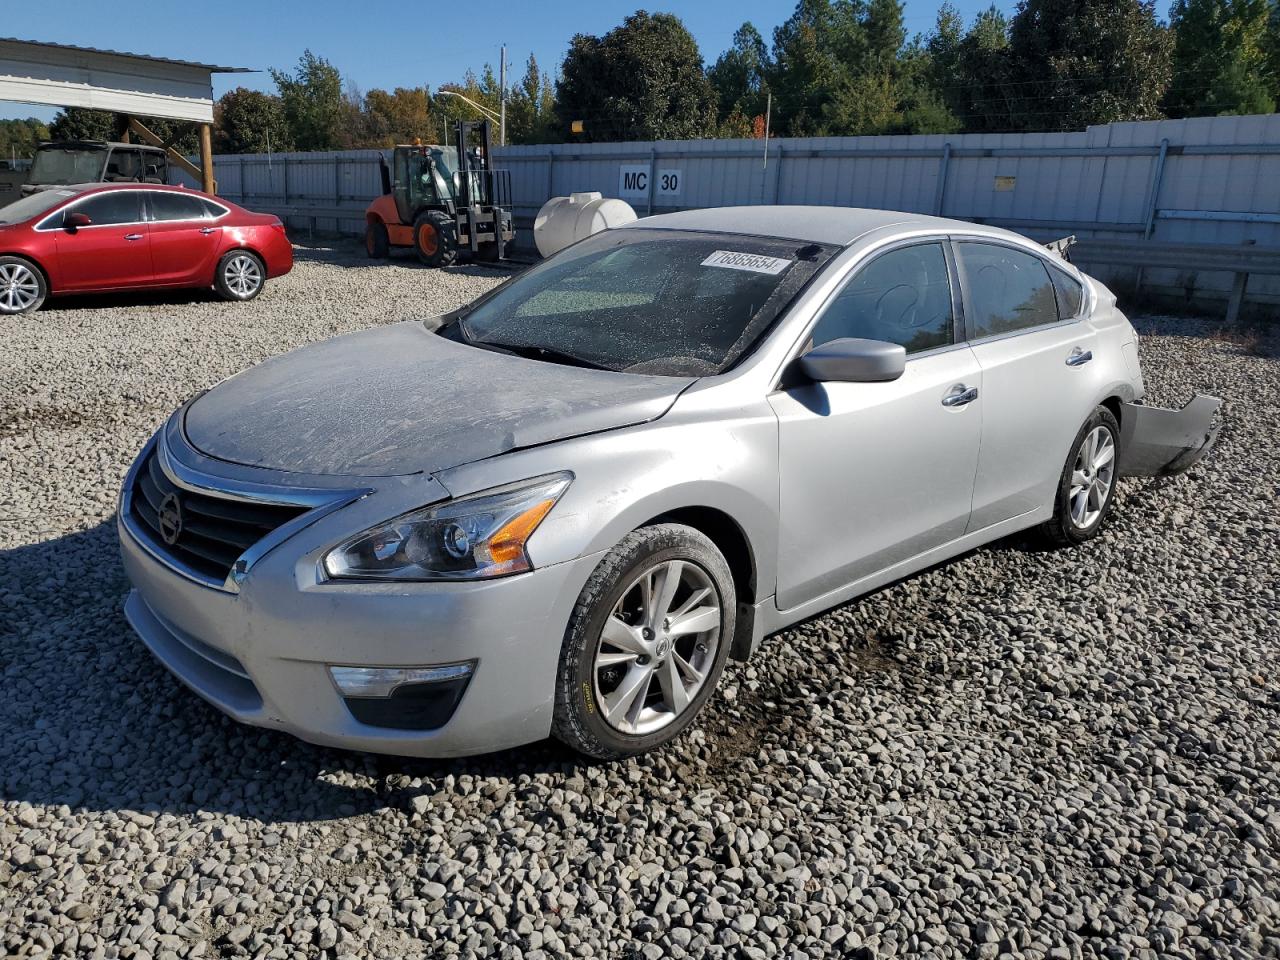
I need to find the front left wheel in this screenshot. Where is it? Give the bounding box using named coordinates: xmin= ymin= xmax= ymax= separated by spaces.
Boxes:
xmin=214 ymin=250 xmax=266 ymax=302
xmin=0 ymin=256 xmax=47 ymax=315
xmin=553 ymin=524 xmax=736 ymax=760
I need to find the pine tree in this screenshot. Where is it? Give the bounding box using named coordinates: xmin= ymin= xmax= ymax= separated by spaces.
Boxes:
xmin=708 ymin=23 xmax=772 ymax=127
xmin=1167 ymin=0 xmax=1275 ymax=116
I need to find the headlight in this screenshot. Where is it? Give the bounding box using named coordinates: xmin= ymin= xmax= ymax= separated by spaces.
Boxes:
xmin=323 ymin=472 xmax=572 ymax=581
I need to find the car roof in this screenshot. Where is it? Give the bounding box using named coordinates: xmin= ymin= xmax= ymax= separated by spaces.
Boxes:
xmin=60 ymin=183 xmax=215 ymax=199
xmin=39 ymin=140 xmax=167 ymax=153
xmin=623 ymin=205 xmax=1027 ymax=248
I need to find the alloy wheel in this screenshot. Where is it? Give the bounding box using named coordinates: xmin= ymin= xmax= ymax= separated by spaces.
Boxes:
xmin=0 ymin=263 xmax=41 ymax=313
xmin=1069 ymin=424 xmax=1116 ymax=529
xmin=593 ymin=559 xmax=722 ymax=735
xmin=223 ymin=254 xmax=262 ymax=298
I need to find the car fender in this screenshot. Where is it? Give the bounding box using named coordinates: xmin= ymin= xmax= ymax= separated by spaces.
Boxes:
xmin=0 ymin=247 xmax=54 ymax=291
xmin=432 ymin=404 xmax=782 ymax=608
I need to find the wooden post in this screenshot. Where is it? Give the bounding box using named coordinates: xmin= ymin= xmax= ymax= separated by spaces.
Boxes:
xmin=198 ymin=123 xmax=215 ymax=194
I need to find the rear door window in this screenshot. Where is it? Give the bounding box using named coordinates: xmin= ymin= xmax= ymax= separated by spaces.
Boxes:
xmin=955 ymin=242 xmax=1059 ymax=339
xmin=147 ymin=192 xmax=210 ymax=222
xmin=1048 ymin=265 xmax=1085 ymax=319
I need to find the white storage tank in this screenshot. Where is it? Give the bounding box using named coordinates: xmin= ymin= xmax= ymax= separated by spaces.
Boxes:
xmin=533 ymin=192 xmax=638 ymax=258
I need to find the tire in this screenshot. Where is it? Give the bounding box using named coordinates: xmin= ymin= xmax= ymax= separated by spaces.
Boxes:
xmin=1039 ymin=405 xmax=1121 ymax=547
xmin=412 ymin=210 xmax=458 ymax=268
xmin=0 ymin=256 xmax=47 ymax=315
xmin=365 ymin=221 xmax=389 ymax=259
xmin=214 ymin=250 xmax=266 ymax=302
xmin=553 ymin=524 xmax=736 ymax=760
xmin=475 ymin=240 xmax=502 ymax=263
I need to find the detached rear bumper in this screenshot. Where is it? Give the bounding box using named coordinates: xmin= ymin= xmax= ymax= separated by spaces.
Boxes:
xmin=1119 ymin=395 xmax=1223 ymax=477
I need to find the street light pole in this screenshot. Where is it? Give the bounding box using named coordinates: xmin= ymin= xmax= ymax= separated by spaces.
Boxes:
xmin=499 ymin=45 xmax=507 ymax=147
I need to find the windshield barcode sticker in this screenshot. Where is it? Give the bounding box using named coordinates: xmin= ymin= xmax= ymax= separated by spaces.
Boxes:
xmin=701 ymin=250 xmax=792 ymax=275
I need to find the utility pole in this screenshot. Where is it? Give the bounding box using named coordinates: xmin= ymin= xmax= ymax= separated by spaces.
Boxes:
xmin=499 ymin=44 xmax=507 ymax=147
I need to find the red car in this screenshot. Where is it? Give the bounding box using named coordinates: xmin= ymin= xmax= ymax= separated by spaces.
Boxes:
xmin=0 ymin=184 xmax=292 ymax=315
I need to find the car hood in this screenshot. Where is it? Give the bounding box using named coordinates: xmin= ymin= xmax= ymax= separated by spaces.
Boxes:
xmin=183 ymin=321 xmax=693 ymax=477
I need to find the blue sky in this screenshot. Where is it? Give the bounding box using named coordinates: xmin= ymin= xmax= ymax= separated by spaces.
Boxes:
xmin=3 ymin=0 xmax=1176 ymax=122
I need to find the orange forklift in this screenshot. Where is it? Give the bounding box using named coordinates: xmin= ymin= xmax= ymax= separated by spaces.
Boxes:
xmin=364 ymin=119 xmax=513 ymax=267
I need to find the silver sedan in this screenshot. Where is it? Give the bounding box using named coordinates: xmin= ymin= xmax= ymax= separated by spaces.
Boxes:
xmin=118 ymin=206 xmax=1219 ymax=759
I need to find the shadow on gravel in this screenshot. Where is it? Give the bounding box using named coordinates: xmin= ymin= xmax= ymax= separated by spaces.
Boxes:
xmin=36 ymin=288 xmax=222 ymax=313
xmin=0 ymin=520 xmax=569 ymax=824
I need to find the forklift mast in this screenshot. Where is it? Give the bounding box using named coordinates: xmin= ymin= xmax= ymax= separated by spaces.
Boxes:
xmin=451 ymin=119 xmax=510 ymax=258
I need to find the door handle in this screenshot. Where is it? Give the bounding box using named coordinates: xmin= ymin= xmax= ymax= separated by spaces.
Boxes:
xmin=1066 ymin=347 xmax=1093 ymax=366
xmin=942 ymin=385 xmax=979 ymax=407
xmin=123 ymin=233 xmax=144 ymax=241
xmin=200 ymin=227 xmax=216 ymax=235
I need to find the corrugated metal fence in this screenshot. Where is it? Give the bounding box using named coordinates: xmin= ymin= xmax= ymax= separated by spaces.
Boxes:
xmin=183 ymin=113 xmax=1280 ymax=312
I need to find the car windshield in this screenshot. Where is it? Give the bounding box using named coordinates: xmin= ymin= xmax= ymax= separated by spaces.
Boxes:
xmin=453 ymin=229 xmax=832 ymax=376
xmin=29 ymin=147 xmax=107 ymax=186
xmin=0 ymin=188 xmax=78 ymax=225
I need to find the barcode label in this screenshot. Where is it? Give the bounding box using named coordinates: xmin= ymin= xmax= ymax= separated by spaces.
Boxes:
xmin=700 ymin=250 xmax=792 ymax=275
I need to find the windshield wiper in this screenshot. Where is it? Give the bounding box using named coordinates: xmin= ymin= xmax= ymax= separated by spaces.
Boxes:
xmin=478 ymin=340 xmax=610 ymax=371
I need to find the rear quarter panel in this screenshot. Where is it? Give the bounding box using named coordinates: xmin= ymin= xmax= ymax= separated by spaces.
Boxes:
xmin=1084 ymin=274 xmax=1144 ymax=400
xmin=224 ymin=222 xmax=293 ymax=280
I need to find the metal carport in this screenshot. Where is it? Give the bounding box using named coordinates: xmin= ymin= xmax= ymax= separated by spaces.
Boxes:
xmin=0 ymin=37 xmax=250 ymax=192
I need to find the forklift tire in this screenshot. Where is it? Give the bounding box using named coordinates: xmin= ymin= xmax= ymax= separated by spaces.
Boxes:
xmin=413 ymin=211 xmax=458 ymax=268
xmin=476 ymin=241 xmax=503 ymax=263
xmin=365 ymin=221 xmax=389 ymax=259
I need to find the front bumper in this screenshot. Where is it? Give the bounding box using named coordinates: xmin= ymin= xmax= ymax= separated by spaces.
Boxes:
xmin=1118 ymin=394 xmax=1223 ymax=477
xmin=119 ymin=500 xmax=602 ymax=759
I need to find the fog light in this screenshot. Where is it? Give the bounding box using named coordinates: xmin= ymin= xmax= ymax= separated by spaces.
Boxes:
xmin=329 ymin=662 xmax=473 ymax=697
xmin=330 ymin=662 xmax=475 ymax=731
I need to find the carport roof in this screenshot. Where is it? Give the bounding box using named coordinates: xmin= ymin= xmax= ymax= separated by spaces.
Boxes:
xmin=0 ymin=37 xmax=252 ymax=124
xmin=0 ymin=37 xmax=251 ymax=73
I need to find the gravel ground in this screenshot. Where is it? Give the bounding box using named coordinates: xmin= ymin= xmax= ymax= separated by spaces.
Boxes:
xmin=1 ymin=243 xmax=1278 ymax=960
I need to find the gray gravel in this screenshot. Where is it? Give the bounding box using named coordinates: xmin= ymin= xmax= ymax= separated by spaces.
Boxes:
xmin=2 ymin=244 xmax=1278 ymax=960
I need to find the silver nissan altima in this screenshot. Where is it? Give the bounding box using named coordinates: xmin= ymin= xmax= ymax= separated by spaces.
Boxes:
xmin=118 ymin=206 xmax=1220 ymax=759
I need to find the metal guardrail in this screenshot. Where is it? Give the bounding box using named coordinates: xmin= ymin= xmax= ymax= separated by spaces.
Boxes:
xmin=1073 ymin=238 xmax=1280 ymax=321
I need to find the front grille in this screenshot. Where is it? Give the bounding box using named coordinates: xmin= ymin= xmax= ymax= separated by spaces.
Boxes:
xmin=129 ymin=448 xmax=309 ymax=582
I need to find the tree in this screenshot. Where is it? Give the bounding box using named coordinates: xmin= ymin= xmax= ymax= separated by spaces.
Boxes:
xmin=556 ymin=10 xmax=717 ymax=141
xmin=1268 ymin=3 xmax=1280 ymax=101
xmin=865 ymin=0 xmax=907 ymax=65
xmin=0 ymin=118 xmax=50 ymax=160
xmin=925 ymin=4 xmax=1016 ymax=131
xmin=1005 ymin=0 xmax=1172 ymax=130
xmin=49 ymin=107 xmax=115 ymax=141
xmin=271 ymin=50 xmax=345 ymax=150
xmin=360 ymin=87 xmax=432 ymax=147
xmin=1166 ymin=0 xmax=1275 ymax=116
xmin=708 ymin=23 xmax=772 ymax=127
xmin=896 ymin=41 xmax=963 ymax=133
xmin=49 ymin=107 xmax=198 ymax=152
xmin=214 ymin=88 xmax=292 ymax=154
xmin=505 ymin=55 xmax=559 ymax=144
xmin=764 ymin=0 xmax=951 ymax=136
xmin=768 ymin=0 xmax=867 ymax=136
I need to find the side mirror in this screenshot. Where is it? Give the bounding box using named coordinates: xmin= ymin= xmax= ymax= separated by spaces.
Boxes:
xmin=798 ymin=337 xmax=906 ymax=383
xmin=65 ymin=212 xmax=92 ymax=230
